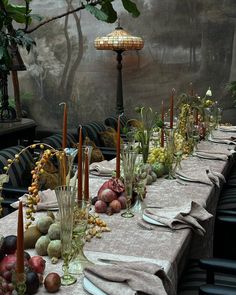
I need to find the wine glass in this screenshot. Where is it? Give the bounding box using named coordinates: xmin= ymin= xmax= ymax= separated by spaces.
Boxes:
xmin=121 ymin=144 xmax=137 ymax=218
xmin=165 ymin=129 xmax=176 ymax=180
xmin=69 ymin=200 xmax=92 ymax=275
xmin=55 ymin=185 xmax=77 ymax=286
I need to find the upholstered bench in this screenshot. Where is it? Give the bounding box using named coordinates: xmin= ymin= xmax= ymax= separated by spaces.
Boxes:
xmin=41 ymin=132 xmax=77 ymax=149
xmin=177 ymin=259 xmax=236 ymax=295
xmin=80 ymin=121 xmax=117 ymax=161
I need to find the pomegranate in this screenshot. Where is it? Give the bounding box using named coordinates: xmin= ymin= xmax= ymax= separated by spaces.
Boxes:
xmin=109 ymin=200 xmax=121 ymax=213
xmin=28 ymin=256 xmax=46 ymax=274
xmin=99 ymin=188 xmax=117 ymax=203
xmin=95 ymin=200 xmax=107 ymax=213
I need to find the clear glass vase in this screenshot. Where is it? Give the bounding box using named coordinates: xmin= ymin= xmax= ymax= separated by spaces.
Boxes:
xmin=121 ymin=144 xmax=137 ymax=218
xmin=69 ymin=200 xmax=92 ymax=275
xmin=165 ymin=129 xmax=176 ymax=180
xmin=55 ymin=185 xmax=77 ymax=286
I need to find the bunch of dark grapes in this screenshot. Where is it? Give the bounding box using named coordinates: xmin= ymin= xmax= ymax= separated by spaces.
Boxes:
xmin=0 ymin=267 xmax=14 ymax=295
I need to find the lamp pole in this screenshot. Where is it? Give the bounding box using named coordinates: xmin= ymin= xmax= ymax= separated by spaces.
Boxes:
xmin=115 ymin=50 xmax=124 ymax=115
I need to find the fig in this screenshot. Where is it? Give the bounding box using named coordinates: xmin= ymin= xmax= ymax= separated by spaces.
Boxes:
xmin=25 ymin=270 xmax=40 ymax=294
xmin=99 ymin=188 xmax=117 ymax=203
xmin=35 ymin=235 xmax=50 ymax=256
xmin=47 ymin=240 xmax=61 ymax=259
xmin=36 ymin=216 xmax=54 ymax=234
xmin=48 ymin=223 xmax=60 ymax=240
xmin=3 ymin=235 xmax=17 ymax=255
xmin=95 ymin=200 xmax=107 ymax=213
xmin=109 ymin=200 xmax=121 ymax=213
xmin=44 ymin=272 xmax=61 ymax=293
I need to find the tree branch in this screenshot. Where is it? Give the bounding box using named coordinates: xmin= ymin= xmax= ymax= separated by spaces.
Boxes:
xmin=25 ymin=0 xmax=102 ymax=34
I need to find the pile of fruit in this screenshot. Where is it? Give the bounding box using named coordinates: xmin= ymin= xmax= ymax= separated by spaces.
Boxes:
xmin=0 ymin=235 xmax=61 ymax=294
xmin=24 ymin=211 xmax=110 ymax=262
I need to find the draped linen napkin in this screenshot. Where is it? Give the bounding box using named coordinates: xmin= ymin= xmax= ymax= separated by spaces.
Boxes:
xmin=175 ymin=170 xmax=213 ymax=185
xmin=143 ymin=201 xmax=212 ymax=236
xmin=175 ymin=168 xmax=225 ymax=188
xmin=219 ymin=126 xmax=236 ymax=132
xmin=83 ymin=261 xmax=175 ymax=295
xmin=10 ymin=189 xmax=58 ymax=210
xmin=36 ymin=189 xmax=58 ymax=210
xmin=208 ymin=134 xmax=236 ymax=145
xmin=194 ymin=151 xmax=228 ymax=161
xmin=89 ymin=158 xmax=116 ymax=176
xmin=196 ymin=148 xmax=233 ymax=157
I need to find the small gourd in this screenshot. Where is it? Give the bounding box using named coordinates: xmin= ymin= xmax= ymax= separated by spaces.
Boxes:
xmin=48 ymin=223 xmax=60 ymax=240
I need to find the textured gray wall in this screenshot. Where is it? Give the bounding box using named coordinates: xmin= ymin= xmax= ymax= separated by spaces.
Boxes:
xmin=15 ymin=0 xmax=236 ymax=129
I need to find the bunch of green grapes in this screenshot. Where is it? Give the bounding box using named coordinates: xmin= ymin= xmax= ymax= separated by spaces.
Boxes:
xmin=148 ymin=147 xmax=168 ymax=164
xmin=174 ymin=132 xmax=184 ymax=152
xmin=177 ymin=103 xmax=191 ymax=137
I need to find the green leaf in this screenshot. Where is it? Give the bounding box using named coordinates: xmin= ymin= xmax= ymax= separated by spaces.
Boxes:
xmin=7 ymin=11 xmax=26 ymax=23
xmin=85 ymin=4 xmax=108 ymax=22
xmin=101 ymin=1 xmax=117 ymax=23
xmin=6 ymin=4 xmax=29 ymax=15
xmin=121 ymin=0 xmax=140 ymax=17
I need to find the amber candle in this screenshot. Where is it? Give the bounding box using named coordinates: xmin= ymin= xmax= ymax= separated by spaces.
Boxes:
xmin=161 ymin=100 xmax=165 ymax=147
xmin=170 ymin=88 xmax=175 ymax=129
xmin=84 ymin=148 xmax=89 ymax=201
xmin=16 ymin=201 xmax=24 ymax=274
xmin=195 ymin=110 xmax=199 ymax=126
xmin=62 ymin=103 xmax=67 ymax=150
xmin=116 ymin=116 xmax=121 ymax=179
xmin=78 ymin=126 xmax=83 ymax=201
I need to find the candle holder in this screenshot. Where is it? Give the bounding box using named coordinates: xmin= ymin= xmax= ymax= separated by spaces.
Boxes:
xmin=55 ymin=185 xmax=77 ymax=286
xmin=14 ymin=272 xmax=26 ymax=295
xmin=69 ymin=200 xmax=92 ymax=275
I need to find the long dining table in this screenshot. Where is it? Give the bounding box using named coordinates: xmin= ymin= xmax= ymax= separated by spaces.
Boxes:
xmin=0 ymin=129 xmax=235 ymax=295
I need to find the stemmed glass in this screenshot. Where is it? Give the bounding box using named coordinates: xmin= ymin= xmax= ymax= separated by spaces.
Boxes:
xmin=121 ymin=144 xmax=137 ymax=218
xmin=55 ymin=185 xmax=77 ymax=286
xmin=165 ymin=129 xmax=176 ymax=180
xmin=69 ymin=200 xmax=91 ymax=275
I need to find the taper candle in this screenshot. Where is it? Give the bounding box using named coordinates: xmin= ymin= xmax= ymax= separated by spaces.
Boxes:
xmin=84 ymin=147 xmax=89 ymax=201
xmin=116 ymin=115 xmax=121 ymax=179
xmin=195 ymin=110 xmax=199 ymax=126
xmin=161 ymin=100 xmax=164 ymax=147
xmin=62 ymin=103 xmax=67 ymax=150
xmin=78 ymin=126 xmax=83 ymax=201
xmin=16 ymin=201 xmax=24 ymax=274
xmin=170 ymin=88 xmax=175 ymax=129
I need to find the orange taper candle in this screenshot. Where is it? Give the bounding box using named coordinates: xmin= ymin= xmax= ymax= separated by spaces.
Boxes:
xmin=170 ymin=88 xmax=175 ymax=129
xmin=161 ymin=100 xmax=165 ymax=147
xmin=16 ymin=201 xmax=24 ymax=274
xmin=116 ymin=116 xmax=121 ymax=179
xmin=78 ymin=126 xmax=83 ymax=201
xmin=84 ymin=147 xmax=89 ymax=201
xmin=62 ymin=103 xmax=67 ymax=150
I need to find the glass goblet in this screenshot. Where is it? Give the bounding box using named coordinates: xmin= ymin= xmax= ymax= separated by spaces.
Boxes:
xmin=69 ymin=200 xmax=92 ymax=275
xmin=55 ymin=185 xmax=77 ymax=286
xmin=121 ymin=144 xmax=137 ymax=218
